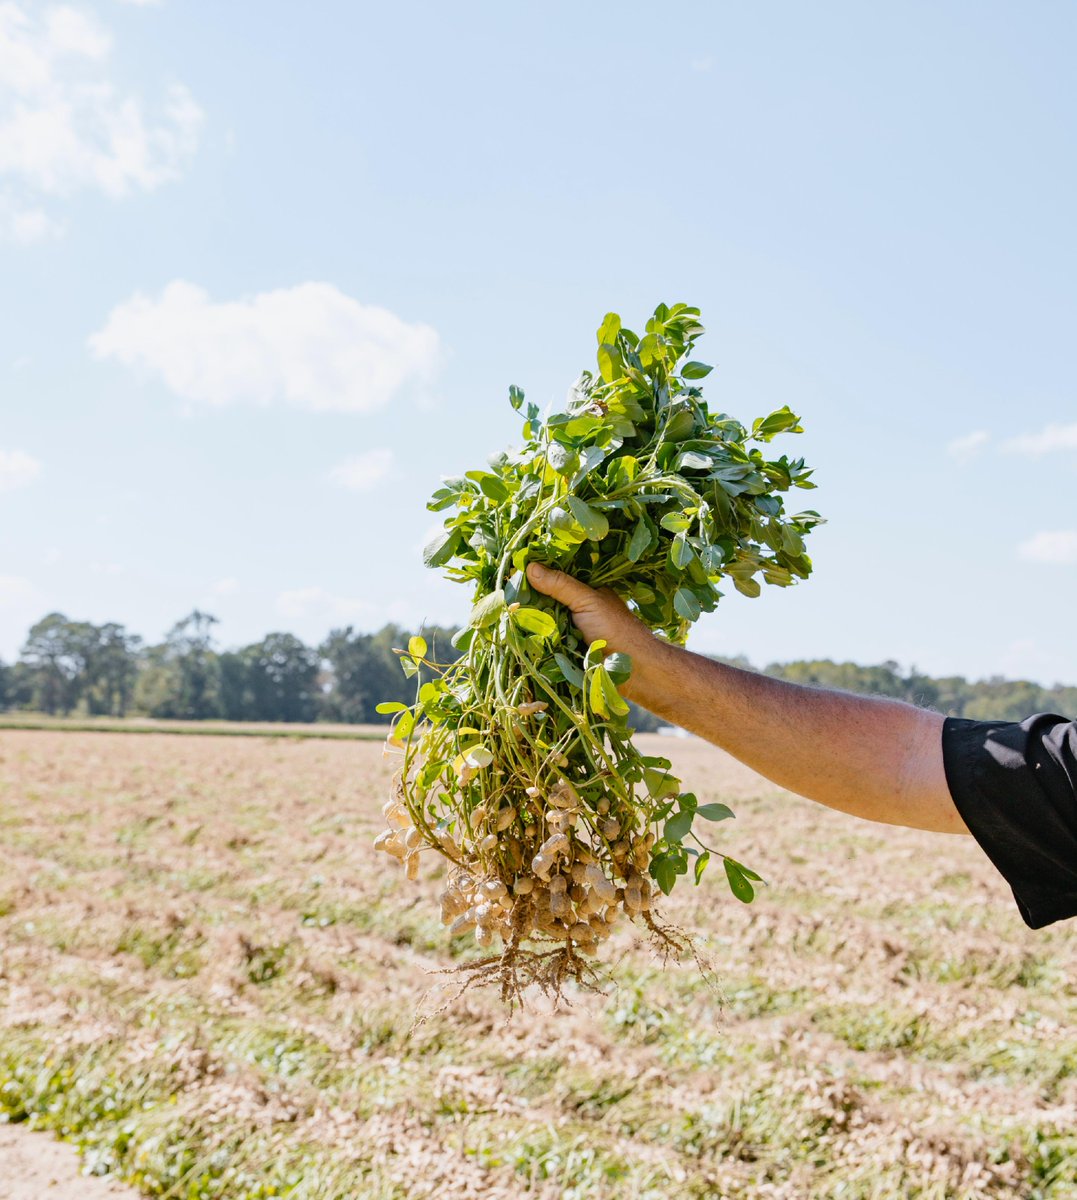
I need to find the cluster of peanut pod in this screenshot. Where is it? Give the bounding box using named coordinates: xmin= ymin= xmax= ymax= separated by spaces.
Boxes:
xmin=375 ymin=744 xmax=658 ymax=954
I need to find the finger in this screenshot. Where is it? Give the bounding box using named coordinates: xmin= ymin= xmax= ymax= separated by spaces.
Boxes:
xmin=526 ymin=563 xmax=598 ymax=611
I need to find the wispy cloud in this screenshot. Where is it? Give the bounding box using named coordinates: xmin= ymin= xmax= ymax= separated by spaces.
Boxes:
xmin=1002 ymin=421 xmax=1077 ymax=456
xmin=946 ymin=430 xmax=990 ymax=462
xmin=1017 ymin=530 xmax=1077 ymax=565
xmin=0 ymin=448 xmax=41 ymax=491
xmin=329 ymin=448 xmax=395 ymax=492
xmin=0 ymin=2 xmax=202 ymax=238
xmin=210 ymin=577 xmax=238 ymax=596
xmin=88 ymin=281 xmax=441 ymax=413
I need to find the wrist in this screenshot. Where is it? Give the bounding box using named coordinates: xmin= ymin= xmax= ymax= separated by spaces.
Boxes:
xmin=621 ymin=635 xmax=680 ymax=712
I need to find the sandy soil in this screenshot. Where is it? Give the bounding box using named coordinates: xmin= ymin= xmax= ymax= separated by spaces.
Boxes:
xmin=0 ymin=1125 xmax=140 ymax=1200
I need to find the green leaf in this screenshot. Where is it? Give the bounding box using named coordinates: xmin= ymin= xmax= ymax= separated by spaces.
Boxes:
xmin=751 ymin=406 xmax=803 ymax=442
xmin=585 ymin=638 xmax=607 ymax=665
xmin=627 ymin=518 xmax=652 ymax=563
xmin=673 ymin=587 xmax=701 ymax=622
xmin=697 ymin=802 xmax=735 ymax=822
xmin=664 ymin=808 xmax=694 ymax=843
xmin=694 ymin=849 xmax=710 ymax=884
xmin=597 ymin=665 xmax=629 ymax=716
xmin=589 ymin=667 xmax=609 ymax=719
xmin=478 ymin=474 xmax=510 ymax=503
xmin=597 ymin=343 xmax=623 ymax=384
xmin=604 ymin=652 xmax=632 ymax=685
xmin=724 ymin=858 xmax=756 ymax=903
xmin=463 ymin=744 xmax=494 ymax=768
xmin=681 ymin=361 xmax=713 ymax=380
xmin=470 ymin=588 xmax=506 ymax=629
xmin=570 ymin=445 xmax=608 ymax=485
xmin=553 ymin=652 xmax=585 ymax=689
xmin=565 ymin=495 xmax=610 ymax=541
xmin=650 ymin=854 xmax=678 ymax=896
xmin=660 ymin=512 xmax=692 ymax=533
xmin=596 ymin=311 xmax=621 ymax=348
xmin=408 ymin=635 xmax=427 ymax=659
xmin=375 ymin=701 xmax=407 ymax=715
xmin=508 ymin=384 xmax=524 ymax=411
xmin=644 ymin=768 xmax=680 ymax=801
xmin=422 ymin=527 xmax=460 ymax=568
xmin=512 ymin=607 xmax=558 ymax=640
xmin=671 ymin=532 xmax=694 ymax=569
xmin=547 ymin=441 xmax=579 ymax=476
xmin=676 ymin=450 xmax=714 ymax=471
xmin=548 ymin=505 xmax=587 ymax=544
xmin=451 ymin=626 xmax=474 ymax=652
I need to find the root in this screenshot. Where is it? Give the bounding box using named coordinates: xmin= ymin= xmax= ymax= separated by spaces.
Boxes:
xmin=641 ymin=909 xmax=723 ymax=1000
xmin=413 ymin=906 xmax=723 ymax=1027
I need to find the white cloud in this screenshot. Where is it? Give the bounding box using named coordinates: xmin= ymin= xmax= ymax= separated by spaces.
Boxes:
xmin=115 ymin=0 xmax=162 ymax=6
xmin=329 ymin=448 xmax=395 ymax=492
xmin=1 ymin=201 xmax=64 ymax=241
xmin=1017 ymin=530 xmax=1077 ymax=566
xmin=88 ymin=281 xmax=442 ymax=413
xmin=46 ymin=7 xmax=112 ymax=59
xmin=210 ymin=576 xmax=238 ymax=595
xmin=0 ymin=2 xmax=202 ymax=235
xmin=1003 ymin=421 xmax=1077 ymax=456
xmin=0 ymin=448 xmax=41 ymax=491
xmin=946 ymin=429 xmax=989 ymax=462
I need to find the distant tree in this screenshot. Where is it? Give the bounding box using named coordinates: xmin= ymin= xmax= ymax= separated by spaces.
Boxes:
xmin=6 ymin=662 xmax=34 ymax=710
xmin=217 ymin=649 xmax=255 ymax=721
xmin=136 ymin=611 xmax=221 ymax=719
xmin=0 ymin=658 xmax=9 ymax=711
xmin=962 ymin=678 xmax=1051 ymax=723
xmin=18 ymin=614 xmax=96 ymax=715
xmin=1047 ymin=686 xmax=1077 ymax=719
xmin=243 ymin=633 xmax=319 ymax=723
xmin=319 ymin=623 xmax=463 ymax=723
xmin=83 ymin=623 xmax=142 ymax=717
xmin=318 ymin=628 xmax=381 ymax=723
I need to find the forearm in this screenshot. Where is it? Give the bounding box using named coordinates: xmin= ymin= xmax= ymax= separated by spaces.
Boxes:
xmin=631 ymin=642 xmax=967 ymax=835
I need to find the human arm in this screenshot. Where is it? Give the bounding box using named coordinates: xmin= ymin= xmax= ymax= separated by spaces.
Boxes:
xmin=526 ymin=563 xmax=968 ymax=836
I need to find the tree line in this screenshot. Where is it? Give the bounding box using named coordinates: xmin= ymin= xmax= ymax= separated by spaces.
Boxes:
xmin=1 ymin=611 xmax=1073 ymax=727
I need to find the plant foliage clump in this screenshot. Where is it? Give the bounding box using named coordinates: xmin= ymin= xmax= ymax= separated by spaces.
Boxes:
xmin=377 ymin=303 xmax=823 ymax=1001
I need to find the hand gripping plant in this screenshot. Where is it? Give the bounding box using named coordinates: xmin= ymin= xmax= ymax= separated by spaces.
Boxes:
xmin=376 ymin=304 xmax=822 ymax=1003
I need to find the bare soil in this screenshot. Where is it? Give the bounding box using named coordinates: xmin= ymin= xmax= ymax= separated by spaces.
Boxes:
xmin=0 ymin=1124 xmax=140 ymax=1199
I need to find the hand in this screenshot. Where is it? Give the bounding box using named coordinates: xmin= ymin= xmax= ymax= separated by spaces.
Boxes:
xmin=525 ymin=563 xmax=673 ymax=705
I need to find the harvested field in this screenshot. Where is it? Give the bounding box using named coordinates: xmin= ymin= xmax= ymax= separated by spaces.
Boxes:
xmin=1 ymin=728 xmax=1075 ymax=1199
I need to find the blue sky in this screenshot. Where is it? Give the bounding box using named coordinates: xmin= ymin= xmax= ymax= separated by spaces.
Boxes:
xmin=2 ymin=0 xmax=1075 ymax=685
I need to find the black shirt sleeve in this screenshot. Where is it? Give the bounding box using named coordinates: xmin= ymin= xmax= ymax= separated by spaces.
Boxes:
xmin=942 ymin=713 xmax=1077 ymax=929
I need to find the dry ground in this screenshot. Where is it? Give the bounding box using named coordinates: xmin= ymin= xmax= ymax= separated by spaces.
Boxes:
xmin=0 ymin=729 xmax=1075 ymax=1199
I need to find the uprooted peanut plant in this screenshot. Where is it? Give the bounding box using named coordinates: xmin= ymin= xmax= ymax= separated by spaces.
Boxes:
xmin=376 ymin=304 xmax=822 ymax=1002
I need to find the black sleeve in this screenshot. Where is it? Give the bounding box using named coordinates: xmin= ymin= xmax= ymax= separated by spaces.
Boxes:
xmin=942 ymin=713 xmax=1077 ymax=929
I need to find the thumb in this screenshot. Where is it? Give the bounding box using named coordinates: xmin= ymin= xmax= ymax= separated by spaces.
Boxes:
xmin=526 ymin=563 xmax=598 ymax=612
